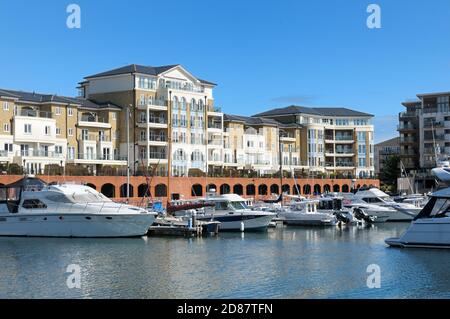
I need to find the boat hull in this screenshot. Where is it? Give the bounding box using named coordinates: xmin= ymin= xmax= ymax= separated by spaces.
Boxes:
xmin=0 ymin=213 xmax=156 ymax=238
xmin=386 ymin=218 xmax=450 ymax=248
xmin=197 ymin=214 xmax=274 ymax=232
xmin=281 ymin=212 xmax=337 ymax=227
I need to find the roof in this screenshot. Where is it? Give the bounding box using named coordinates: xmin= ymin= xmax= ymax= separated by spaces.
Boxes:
xmin=84 ymin=64 xmax=217 ymax=86
xmin=375 ymin=137 xmax=400 ymax=147
xmin=224 ymin=114 xmax=280 ymax=127
xmin=417 ymin=91 xmax=450 ymax=98
xmin=0 ymin=88 xmax=121 ymax=110
xmin=253 ymin=105 xmax=373 ymax=117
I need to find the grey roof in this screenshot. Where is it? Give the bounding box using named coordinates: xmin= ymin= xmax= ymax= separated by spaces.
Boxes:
xmin=0 ymin=88 xmax=121 ymax=110
xmin=224 ymin=114 xmax=280 ymax=127
xmin=375 ymin=137 xmax=400 ymax=147
xmin=254 ymin=105 xmax=373 ymax=117
xmin=84 ymin=64 xmax=217 ymax=86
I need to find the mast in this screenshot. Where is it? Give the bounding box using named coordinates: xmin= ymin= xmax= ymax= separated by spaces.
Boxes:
xmin=126 ymin=104 xmax=131 ymax=199
xmin=279 ymin=129 xmax=284 ymax=196
xmin=167 ymin=91 xmax=173 ymax=207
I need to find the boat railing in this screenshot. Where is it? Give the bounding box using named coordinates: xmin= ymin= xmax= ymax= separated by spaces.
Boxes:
xmin=18 ymin=201 xmax=148 ymax=215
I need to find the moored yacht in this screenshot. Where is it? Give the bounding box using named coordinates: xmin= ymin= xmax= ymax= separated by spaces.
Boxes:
xmin=195 ymin=193 xmax=276 ymax=231
xmin=386 ymin=187 xmax=450 ymax=248
xmin=0 ymin=177 xmax=157 ymax=238
xmin=351 ymin=188 xmax=420 ymax=221
xmin=279 ymin=199 xmax=338 ymax=226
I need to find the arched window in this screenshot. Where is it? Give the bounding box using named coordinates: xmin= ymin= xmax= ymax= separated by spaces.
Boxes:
xmin=342 ymin=185 xmax=350 ymax=193
xmin=172 ymin=96 xmax=179 ymax=110
xmin=155 ymin=184 xmax=167 ymax=197
xmin=246 ymin=184 xmax=256 ymax=196
xmin=220 ymin=184 xmax=231 ymax=195
xmin=333 ymin=184 xmax=340 ymax=192
xmin=120 ymin=184 xmax=134 ymax=198
xmin=282 ymin=184 xmax=290 ymax=195
xmin=258 ymin=184 xmax=268 ymax=196
xmin=191 ymin=150 xmax=203 ymax=162
xmin=323 ymin=184 xmax=331 ymax=193
xmin=198 ymin=99 xmax=204 ymax=112
xmin=270 ymin=184 xmax=279 ymax=195
xmin=180 ymin=97 xmax=186 ymax=110
xmin=101 ymin=184 xmax=115 ymax=198
xmin=138 ymin=184 xmax=150 ymax=197
xmin=191 ymin=99 xmax=197 ymax=111
xmin=303 ymin=184 xmax=311 ymax=195
xmin=233 ymin=184 xmax=244 ymax=195
xmin=174 ymin=149 xmax=186 ymax=161
xmin=191 ymin=184 xmax=203 ymax=197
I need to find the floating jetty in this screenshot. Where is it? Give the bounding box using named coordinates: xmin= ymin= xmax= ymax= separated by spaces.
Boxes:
xmin=148 ymin=217 xmax=220 ymax=237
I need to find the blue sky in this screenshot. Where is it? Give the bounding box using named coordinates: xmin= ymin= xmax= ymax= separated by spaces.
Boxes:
xmin=1 ymin=0 xmax=449 ymax=143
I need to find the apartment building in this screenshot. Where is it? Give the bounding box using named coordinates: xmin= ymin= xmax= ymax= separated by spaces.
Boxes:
xmin=0 ymin=64 xmax=376 ymax=178
xmin=374 ymin=137 xmax=400 ymax=175
xmin=398 ymin=91 xmax=450 ymax=191
xmin=254 ymin=106 xmax=375 ymax=178
xmin=77 ymin=64 xmax=221 ymax=177
xmin=0 ymin=89 xmax=124 ymax=174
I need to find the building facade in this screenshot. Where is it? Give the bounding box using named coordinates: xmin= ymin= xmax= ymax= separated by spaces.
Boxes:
xmin=0 ymin=64 xmax=375 ymax=178
xmin=398 ymin=91 xmax=450 ymax=191
xmin=374 ymin=137 xmax=400 ymax=175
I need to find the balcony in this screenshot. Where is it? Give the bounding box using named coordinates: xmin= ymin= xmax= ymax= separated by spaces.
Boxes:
xmin=160 ymin=82 xmax=205 ymax=94
xmin=78 ymin=115 xmax=111 ymax=129
xmin=208 ymin=123 xmax=223 ymax=130
xmin=424 ymin=121 xmax=444 ymax=129
xmin=325 ymin=162 xmax=355 ymax=168
xmin=398 ymin=123 xmax=416 ymax=130
xmin=400 ymin=137 xmax=416 ymax=143
xmin=424 ymin=134 xmax=445 ymax=142
xmin=137 ymin=100 xmax=168 ymax=111
xmin=208 ymin=106 xmax=222 ymax=114
xmin=68 ymin=153 xmax=127 ymax=165
xmin=149 ymin=152 xmax=167 ymax=160
xmin=335 ymin=135 xmax=354 ymax=141
xmin=208 ymin=139 xmax=223 ymax=147
xmin=79 ymin=134 xmax=111 ymax=142
xmin=15 ymin=150 xmax=64 ymax=159
xmin=399 ymin=111 xmax=418 ymax=119
xmin=18 ymin=110 xmax=53 ymax=119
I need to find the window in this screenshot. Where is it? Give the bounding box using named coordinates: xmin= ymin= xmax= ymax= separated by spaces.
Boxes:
xmin=68 ymin=147 xmax=75 ymax=160
xmin=55 ymin=146 xmax=63 ymax=154
xmin=68 ymin=128 xmax=74 ymax=136
xmin=24 ymin=124 xmax=32 ymax=134
xmin=56 ymin=127 xmax=61 ymax=136
xmin=68 ymin=108 xmax=73 ymax=116
xmin=4 ymin=143 xmax=12 ymax=152
xmin=20 ymin=144 xmax=29 ymax=156
xmin=3 ymin=102 xmax=9 ymax=111
xmin=55 ymin=107 xmax=61 ymax=115
xmin=112 ymin=112 xmax=117 ymax=120
xmin=3 ymin=123 xmax=9 ymax=133
xmin=45 ymin=126 xmax=51 ymax=135
xmin=22 ymin=199 xmax=47 ymax=209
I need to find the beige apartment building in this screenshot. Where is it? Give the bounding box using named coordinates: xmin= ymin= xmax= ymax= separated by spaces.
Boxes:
xmin=0 ymin=64 xmax=375 ymax=178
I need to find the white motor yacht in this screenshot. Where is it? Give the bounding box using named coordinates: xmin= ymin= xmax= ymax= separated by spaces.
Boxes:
xmin=386 ymin=187 xmax=450 ymax=248
xmin=0 ymin=177 xmax=157 ymax=238
xmin=351 ymin=188 xmax=420 ymax=221
xmin=195 ymin=194 xmax=275 ymax=231
xmin=279 ymin=199 xmax=337 ymax=226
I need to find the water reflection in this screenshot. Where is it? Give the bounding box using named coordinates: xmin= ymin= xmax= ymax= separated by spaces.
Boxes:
xmin=0 ymin=223 xmax=449 ymax=299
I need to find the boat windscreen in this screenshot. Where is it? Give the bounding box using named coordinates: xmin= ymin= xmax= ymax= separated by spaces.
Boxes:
xmin=414 ymin=197 xmax=448 ymax=220
xmin=229 ymin=201 xmax=248 ymax=210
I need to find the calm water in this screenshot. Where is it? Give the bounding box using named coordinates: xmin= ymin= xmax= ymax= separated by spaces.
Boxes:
xmin=1 ymin=223 xmax=450 ymax=299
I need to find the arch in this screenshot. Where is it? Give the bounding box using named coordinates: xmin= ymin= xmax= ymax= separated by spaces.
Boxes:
xmin=206 ymin=184 xmax=217 ymax=192
xmin=138 ymin=184 xmax=151 ymax=197
xmin=246 ymin=184 xmax=256 ymax=196
xmin=172 ymin=96 xmax=179 ymax=109
xmin=233 ymin=184 xmax=243 ymax=195
xmin=174 ymin=148 xmax=187 ymax=161
xmin=258 ymin=184 xmax=268 ymax=196
xmin=342 ymin=184 xmax=350 ymax=193
xmin=313 ymin=184 xmax=321 ymax=195
xmin=190 ymin=98 xmax=197 ymax=111
xmin=333 ymin=184 xmax=340 ymax=192
xmin=303 ymin=184 xmax=311 ymax=195
xmin=101 ymin=183 xmax=115 ymax=198
xmin=293 ymin=184 xmax=301 ymax=195
xmin=270 ymin=184 xmax=280 ymax=195
xmin=191 ymin=184 xmax=203 ymax=197
xmin=155 ymin=184 xmax=167 ymax=197
xmin=220 ymin=184 xmax=231 ymax=195
xmin=323 ymin=184 xmax=331 ymax=193
xmin=198 ymin=99 xmax=204 ymax=112
xmin=86 ymin=183 xmax=96 ymax=190
xmin=180 ymin=97 xmax=187 ymax=110
xmin=282 ymin=184 xmax=291 ymax=195
xmin=120 ymin=184 xmax=134 ymax=198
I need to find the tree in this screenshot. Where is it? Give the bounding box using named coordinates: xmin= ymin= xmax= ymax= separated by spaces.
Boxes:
xmin=379 ymin=155 xmax=401 ymax=191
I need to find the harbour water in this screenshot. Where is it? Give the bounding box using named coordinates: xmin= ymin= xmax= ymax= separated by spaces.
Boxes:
xmin=1 ymin=223 xmax=450 ymax=299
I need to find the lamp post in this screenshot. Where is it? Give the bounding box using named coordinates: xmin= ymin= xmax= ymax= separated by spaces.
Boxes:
xmin=126 ymin=104 xmax=131 ymax=199
xmin=278 ymin=129 xmax=287 ymax=196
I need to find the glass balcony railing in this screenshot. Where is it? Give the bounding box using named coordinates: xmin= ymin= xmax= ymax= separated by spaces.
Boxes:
xmin=19 ymin=110 xmax=53 ymax=119
xmin=17 ymin=150 xmax=64 ymax=158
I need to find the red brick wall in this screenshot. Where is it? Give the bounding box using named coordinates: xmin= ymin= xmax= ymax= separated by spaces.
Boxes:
xmin=0 ymin=175 xmax=380 ymax=201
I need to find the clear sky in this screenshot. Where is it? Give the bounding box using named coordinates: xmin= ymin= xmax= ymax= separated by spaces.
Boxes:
xmin=1 ymin=0 xmax=449 ymax=143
